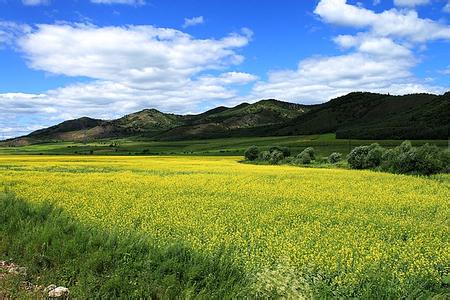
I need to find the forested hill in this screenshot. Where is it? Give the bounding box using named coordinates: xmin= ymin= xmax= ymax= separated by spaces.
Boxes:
xmin=3 ymin=92 xmax=449 ymax=146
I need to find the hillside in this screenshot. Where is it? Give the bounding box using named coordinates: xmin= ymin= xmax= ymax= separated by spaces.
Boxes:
xmin=3 ymin=99 xmax=308 ymax=145
xmin=2 ymin=92 xmax=449 ymax=146
xmin=155 ymin=99 xmax=309 ymax=140
xmin=272 ymin=92 xmax=449 ymax=139
xmin=9 ymin=117 xmax=106 ymax=146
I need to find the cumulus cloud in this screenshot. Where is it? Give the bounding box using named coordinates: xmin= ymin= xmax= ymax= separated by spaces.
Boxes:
xmin=249 ymin=0 xmax=448 ymax=103
xmin=90 ymin=0 xmax=145 ymax=5
xmin=19 ymin=24 xmax=250 ymax=89
xmin=0 ymin=73 xmax=256 ymax=133
xmin=333 ymin=35 xmax=412 ymax=58
xmin=393 ymin=0 xmax=430 ymax=7
xmin=183 ymin=16 xmax=204 ymax=28
xmin=315 ymin=0 xmax=450 ymax=43
xmin=1 ymin=23 xmax=255 ymax=137
xmin=22 ymin=0 xmax=50 ymax=5
xmin=0 ymin=21 xmax=31 ymax=46
xmin=249 ymin=51 xmax=441 ymax=104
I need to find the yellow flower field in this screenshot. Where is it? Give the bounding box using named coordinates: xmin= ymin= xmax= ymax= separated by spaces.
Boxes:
xmin=0 ymin=155 xmax=448 ymax=296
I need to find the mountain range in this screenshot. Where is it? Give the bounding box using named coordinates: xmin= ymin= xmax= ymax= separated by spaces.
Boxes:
xmin=3 ymin=92 xmax=449 ymax=146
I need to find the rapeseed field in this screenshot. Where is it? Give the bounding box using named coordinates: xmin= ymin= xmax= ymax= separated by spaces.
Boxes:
xmin=0 ymin=155 xmax=448 ymax=297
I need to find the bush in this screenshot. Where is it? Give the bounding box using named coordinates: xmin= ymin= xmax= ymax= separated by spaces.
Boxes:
xmin=296 ymin=152 xmax=311 ymax=164
xmin=413 ymin=144 xmax=444 ymax=175
xmin=381 ymin=142 xmax=445 ymax=175
xmin=301 ymin=147 xmax=315 ymax=160
xmin=244 ymin=146 xmax=260 ymax=161
xmin=328 ymin=152 xmax=342 ymax=164
xmin=269 ymin=146 xmax=290 ymax=157
xmin=441 ymin=150 xmax=450 ymax=173
xmin=258 ymin=151 xmax=271 ymax=161
xmin=347 ymin=145 xmax=370 ymax=169
xmin=366 ymin=143 xmax=385 ymax=168
xmin=269 ymin=150 xmax=284 ymax=165
xmin=348 ymin=143 xmax=384 ymax=169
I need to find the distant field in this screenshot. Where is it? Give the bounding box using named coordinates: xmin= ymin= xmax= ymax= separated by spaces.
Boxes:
xmin=0 ymin=133 xmax=448 ymax=157
xmin=0 ymin=155 xmax=448 ymax=298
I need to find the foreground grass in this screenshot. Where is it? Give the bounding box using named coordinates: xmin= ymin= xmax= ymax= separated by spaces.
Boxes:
xmin=0 ymin=192 xmax=249 ymax=298
xmin=0 ymin=155 xmax=449 ymax=298
xmin=1 ymin=133 xmax=447 ymax=157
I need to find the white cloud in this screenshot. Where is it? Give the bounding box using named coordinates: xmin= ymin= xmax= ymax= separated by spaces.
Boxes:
xmin=183 ymin=16 xmax=204 ymax=28
xmin=22 ymin=0 xmax=50 ymax=5
xmin=249 ymin=1 xmax=448 ymax=103
xmin=0 ymin=74 xmax=254 ymax=132
xmin=1 ymin=23 xmax=255 ymax=137
xmin=315 ymin=0 xmax=450 ymax=42
xmin=0 ymin=21 xmax=31 ymax=46
xmin=334 ymin=35 xmax=412 ymax=58
xmin=249 ymin=51 xmax=442 ymax=104
xmin=444 ymin=1 xmax=450 ymax=12
xmin=393 ymin=0 xmax=430 ymax=7
xmin=198 ymin=72 xmax=257 ymax=86
xmin=19 ymin=24 xmax=250 ymax=89
xmin=90 ymin=0 xmax=145 ymax=5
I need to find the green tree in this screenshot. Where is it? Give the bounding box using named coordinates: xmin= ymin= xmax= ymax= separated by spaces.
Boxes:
xmin=244 ymin=146 xmax=260 ymax=161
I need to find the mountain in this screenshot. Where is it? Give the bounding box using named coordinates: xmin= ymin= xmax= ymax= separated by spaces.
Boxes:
xmin=272 ymin=92 xmax=449 ymax=139
xmin=155 ymin=99 xmax=309 ymax=140
xmin=2 ymin=92 xmax=449 ymax=146
xmin=3 ymin=99 xmax=308 ymax=145
xmin=7 ymin=117 xmax=105 ymax=146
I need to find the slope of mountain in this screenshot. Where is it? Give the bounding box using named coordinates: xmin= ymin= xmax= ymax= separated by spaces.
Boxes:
xmin=155 ymin=99 xmax=309 ymax=140
xmin=113 ymin=109 xmax=185 ymax=131
xmin=3 ymin=99 xmax=309 ymax=145
xmin=2 ymin=92 xmax=448 ymax=146
xmin=271 ymin=92 xmax=449 ymax=139
xmin=8 ymin=117 xmax=105 ymax=146
xmin=29 ymin=117 xmax=105 ymax=136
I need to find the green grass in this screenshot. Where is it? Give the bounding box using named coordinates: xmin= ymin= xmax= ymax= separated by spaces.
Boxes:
xmin=1 ymin=133 xmax=448 ymax=157
xmin=0 ymin=192 xmax=249 ymax=298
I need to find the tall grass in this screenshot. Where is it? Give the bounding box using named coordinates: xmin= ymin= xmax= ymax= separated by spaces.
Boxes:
xmin=0 ymin=192 xmax=248 ymax=298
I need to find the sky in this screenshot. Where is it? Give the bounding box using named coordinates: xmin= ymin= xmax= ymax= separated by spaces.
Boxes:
xmin=1 ymin=0 xmax=450 ymax=139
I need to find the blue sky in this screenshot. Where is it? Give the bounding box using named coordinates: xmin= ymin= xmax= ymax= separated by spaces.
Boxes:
xmin=1 ymin=0 xmax=450 ymax=138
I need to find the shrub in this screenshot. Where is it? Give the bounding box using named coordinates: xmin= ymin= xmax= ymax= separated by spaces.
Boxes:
xmin=381 ymin=141 xmax=416 ymax=174
xmin=269 ymin=150 xmax=284 ymax=165
xmin=328 ymin=152 xmax=342 ymax=164
xmin=413 ymin=144 xmax=444 ymax=175
xmin=258 ymin=151 xmax=271 ymax=161
xmin=366 ymin=143 xmax=385 ymax=168
xmin=244 ymin=146 xmax=260 ymax=161
xmin=441 ymin=150 xmax=450 ymax=173
xmin=348 ymin=143 xmax=384 ymax=169
xmin=269 ymin=146 xmax=290 ymax=157
xmin=296 ymin=152 xmax=311 ymax=164
xmin=382 ymin=142 xmax=445 ymax=175
xmin=301 ymin=147 xmax=315 ymax=160
xmin=347 ymin=145 xmax=370 ymax=169
xmin=282 ymin=156 xmax=294 ymax=164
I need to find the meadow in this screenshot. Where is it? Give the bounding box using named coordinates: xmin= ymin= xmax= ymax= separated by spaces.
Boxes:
xmin=1 ymin=133 xmax=448 ymax=157
xmin=0 ymin=155 xmax=448 ymax=298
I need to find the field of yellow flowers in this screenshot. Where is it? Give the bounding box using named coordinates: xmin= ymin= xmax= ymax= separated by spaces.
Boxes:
xmin=0 ymin=155 xmax=448 ymax=297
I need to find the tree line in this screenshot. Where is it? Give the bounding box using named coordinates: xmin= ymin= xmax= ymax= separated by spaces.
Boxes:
xmin=244 ymin=141 xmax=449 ymax=175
